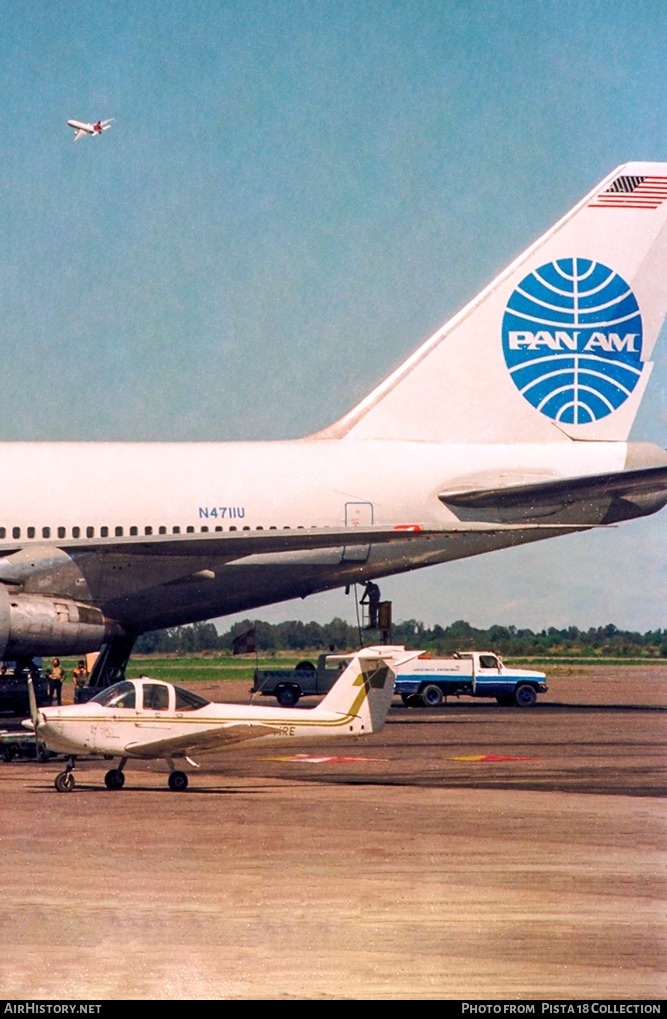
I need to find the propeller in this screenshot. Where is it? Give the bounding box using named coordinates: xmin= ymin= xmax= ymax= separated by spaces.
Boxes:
xmin=26 ymin=675 xmax=40 ymax=730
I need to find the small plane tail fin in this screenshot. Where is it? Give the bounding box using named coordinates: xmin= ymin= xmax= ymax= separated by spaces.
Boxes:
xmin=314 ymin=162 xmax=667 ymax=444
xmin=316 ymin=646 xmax=420 ymax=734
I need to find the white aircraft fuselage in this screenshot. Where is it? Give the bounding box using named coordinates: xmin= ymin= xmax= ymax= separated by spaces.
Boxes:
xmin=0 ymin=435 xmax=663 ymax=640
xmin=66 ymin=119 xmax=113 ymax=140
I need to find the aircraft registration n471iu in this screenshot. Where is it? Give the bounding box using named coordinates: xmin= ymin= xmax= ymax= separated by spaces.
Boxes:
xmin=25 ymin=646 xmax=414 ymax=792
xmin=1 ymin=162 xmax=667 ymax=691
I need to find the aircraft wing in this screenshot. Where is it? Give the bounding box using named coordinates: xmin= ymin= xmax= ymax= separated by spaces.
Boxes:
xmin=73 ymin=128 xmax=87 ymax=141
xmin=125 ymin=721 xmax=277 ymax=758
xmin=0 ymin=521 xmax=594 ymax=574
xmin=439 ymin=465 xmax=667 ymax=520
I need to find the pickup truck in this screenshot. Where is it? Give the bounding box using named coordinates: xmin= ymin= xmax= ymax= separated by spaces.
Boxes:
xmin=394 ymin=651 xmax=547 ymax=707
xmin=0 ymin=669 xmax=51 ymax=716
xmin=251 ymin=653 xmax=347 ymax=706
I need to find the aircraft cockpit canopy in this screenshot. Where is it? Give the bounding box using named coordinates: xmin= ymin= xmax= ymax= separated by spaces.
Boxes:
xmin=173 ymin=685 xmax=210 ymax=710
xmin=92 ymin=681 xmax=136 ymax=709
xmin=90 ymin=680 xmax=210 ymax=711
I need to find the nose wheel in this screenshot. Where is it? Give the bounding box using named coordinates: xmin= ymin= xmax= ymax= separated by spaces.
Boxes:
xmin=54 ymin=770 xmax=75 ymax=792
xmin=54 ymin=757 xmax=77 ymax=792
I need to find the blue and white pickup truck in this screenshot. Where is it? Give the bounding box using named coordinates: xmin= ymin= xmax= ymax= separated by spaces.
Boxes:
xmin=394 ymin=651 xmax=547 ymax=707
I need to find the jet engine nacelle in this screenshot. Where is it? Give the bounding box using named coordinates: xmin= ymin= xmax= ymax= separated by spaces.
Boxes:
xmin=0 ymin=588 xmax=122 ymax=658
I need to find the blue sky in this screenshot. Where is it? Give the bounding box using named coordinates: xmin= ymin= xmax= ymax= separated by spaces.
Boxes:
xmin=0 ymin=0 xmax=665 ymax=631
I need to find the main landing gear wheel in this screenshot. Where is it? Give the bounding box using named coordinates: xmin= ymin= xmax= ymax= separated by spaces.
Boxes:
xmin=168 ymin=770 xmax=188 ymax=792
xmin=104 ymin=768 xmax=126 ymax=790
xmin=55 ymin=770 xmax=75 ymax=792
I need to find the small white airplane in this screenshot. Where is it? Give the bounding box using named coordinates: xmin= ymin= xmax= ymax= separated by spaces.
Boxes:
xmin=67 ymin=118 xmax=113 ymax=141
xmin=26 ymin=646 xmax=416 ymax=792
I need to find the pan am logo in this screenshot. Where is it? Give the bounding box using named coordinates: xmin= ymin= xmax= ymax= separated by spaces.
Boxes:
xmin=501 ymin=258 xmax=643 ymax=424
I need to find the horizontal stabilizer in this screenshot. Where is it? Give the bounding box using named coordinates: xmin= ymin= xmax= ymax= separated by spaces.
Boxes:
xmin=440 ymin=464 xmax=667 ymax=524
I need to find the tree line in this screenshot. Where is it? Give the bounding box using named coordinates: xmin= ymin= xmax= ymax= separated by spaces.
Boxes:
xmin=134 ymin=618 xmax=667 ymax=657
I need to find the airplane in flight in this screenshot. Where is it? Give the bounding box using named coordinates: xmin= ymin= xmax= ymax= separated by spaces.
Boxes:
xmin=1 ymin=162 xmax=666 ymax=691
xmin=67 ymin=118 xmax=113 ymax=141
xmin=26 ymin=645 xmax=412 ymax=791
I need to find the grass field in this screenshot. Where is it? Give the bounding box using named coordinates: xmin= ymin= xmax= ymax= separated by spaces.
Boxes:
xmin=57 ymin=653 xmax=315 ymax=685
xmin=52 ymin=651 xmax=667 ymax=687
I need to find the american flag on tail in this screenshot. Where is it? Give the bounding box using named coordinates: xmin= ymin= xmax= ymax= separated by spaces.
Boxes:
xmin=588 ymin=175 xmax=667 ymax=209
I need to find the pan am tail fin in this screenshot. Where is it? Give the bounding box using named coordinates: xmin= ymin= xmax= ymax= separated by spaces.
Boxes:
xmin=315 ymin=162 xmax=667 ymax=445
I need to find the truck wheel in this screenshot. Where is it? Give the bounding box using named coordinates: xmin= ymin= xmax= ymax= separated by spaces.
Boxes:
xmin=401 ymin=694 xmax=412 ymax=706
xmin=514 ymin=684 xmax=537 ymax=707
xmin=496 ymin=694 xmax=515 ymax=707
xmin=295 ymin=661 xmax=315 ymax=672
xmin=277 ymin=687 xmax=300 ymax=707
xmin=420 ymin=684 xmax=444 ymax=707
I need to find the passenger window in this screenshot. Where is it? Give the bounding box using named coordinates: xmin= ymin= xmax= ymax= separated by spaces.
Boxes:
xmin=42 ymin=527 xmax=51 ymax=539
xmin=12 ymin=527 xmax=20 ymax=539
xmin=27 ymin=527 xmax=35 ymax=538
xmin=57 ymin=527 xmax=66 ymax=539
xmin=86 ymin=526 xmax=94 ymax=538
xmin=143 ymin=684 xmax=169 ymax=710
xmin=175 ymin=686 xmax=210 ymax=710
xmin=101 ymin=526 xmax=109 ymax=537
xmin=130 ymin=526 xmax=138 ymax=536
xmin=115 ymin=526 xmax=123 ymax=537
xmin=72 ymin=527 xmax=80 ymax=538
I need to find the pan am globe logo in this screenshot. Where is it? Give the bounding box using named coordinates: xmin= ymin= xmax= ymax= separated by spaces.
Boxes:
xmin=502 ymin=258 xmax=644 ymax=424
